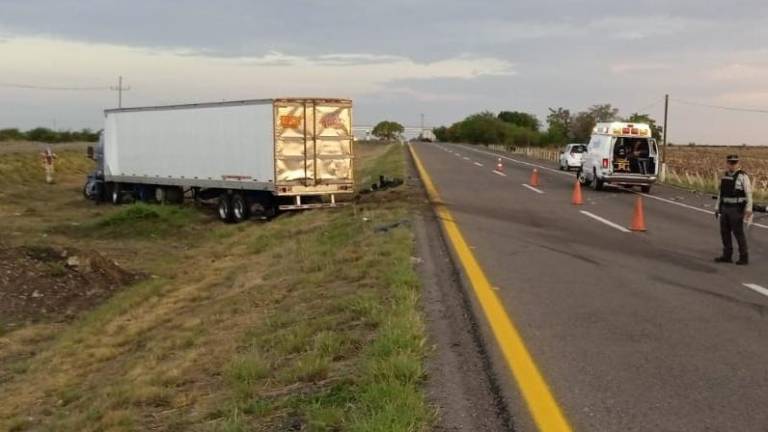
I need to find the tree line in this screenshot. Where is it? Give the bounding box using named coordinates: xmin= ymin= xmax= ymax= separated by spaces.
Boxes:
xmin=0 ymin=127 xmax=100 ymax=143
xmin=433 ymin=104 xmax=662 ymax=147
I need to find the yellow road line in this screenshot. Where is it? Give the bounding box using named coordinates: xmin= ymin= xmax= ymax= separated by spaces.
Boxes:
xmin=409 ymin=144 xmax=572 ymax=432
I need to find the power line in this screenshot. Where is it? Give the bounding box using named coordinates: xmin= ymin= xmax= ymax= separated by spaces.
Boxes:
xmin=672 ymin=97 xmax=768 ymax=114
xmin=0 ymin=82 xmax=110 ymax=91
xmin=633 ymin=98 xmax=664 ymax=114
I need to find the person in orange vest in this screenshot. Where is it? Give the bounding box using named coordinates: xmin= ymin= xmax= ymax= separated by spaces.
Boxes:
xmin=714 ymin=154 xmax=753 ymax=265
xmin=41 ymin=147 xmax=57 ymax=184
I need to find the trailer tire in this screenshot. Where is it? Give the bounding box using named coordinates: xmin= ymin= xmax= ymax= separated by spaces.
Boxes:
xmin=232 ymin=193 xmax=250 ymax=223
xmin=217 ymin=194 xmax=234 ymax=223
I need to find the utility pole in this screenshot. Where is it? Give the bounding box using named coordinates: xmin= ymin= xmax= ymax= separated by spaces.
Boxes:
xmin=110 ymin=76 xmax=131 ymax=108
xmin=661 ymin=94 xmax=669 ymax=181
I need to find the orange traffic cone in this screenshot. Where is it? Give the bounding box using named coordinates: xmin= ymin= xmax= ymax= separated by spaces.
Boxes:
xmin=496 ymin=158 xmax=503 ymax=172
xmin=572 ymin=180 xmax=583 ymax=205
xmin=629 ymin=196 xmax=647 ymax=232
xmin=530 ymin=168 xmax=540 ymax=187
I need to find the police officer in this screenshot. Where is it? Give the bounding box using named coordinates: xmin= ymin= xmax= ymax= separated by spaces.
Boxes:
xmin=714 ymin=154 xmax=753 ymax=265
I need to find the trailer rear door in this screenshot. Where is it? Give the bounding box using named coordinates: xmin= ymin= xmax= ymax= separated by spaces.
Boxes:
xmin=274 ymin=99 xmax=352 ymax=189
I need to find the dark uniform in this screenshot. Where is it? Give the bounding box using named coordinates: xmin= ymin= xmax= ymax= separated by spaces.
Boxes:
xmin=715 ymin=155 xmax=753 ymax=265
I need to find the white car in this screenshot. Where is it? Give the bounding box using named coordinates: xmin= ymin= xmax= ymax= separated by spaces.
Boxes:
xmin=559 ymin=143 xmax=587 ymax=171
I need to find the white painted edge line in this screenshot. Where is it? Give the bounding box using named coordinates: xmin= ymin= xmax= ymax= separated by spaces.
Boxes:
xmin=463 ymin=156 xmax=471 ymax=161
xmin=522 ymin=184 xmax=544 ymax=194
xmin=743 ymin=283 xmax=768 ymax=297
xmin=474 ymin=162 xmax=484 ymax=167
xmin=580 ymin=210 xmax=631 ymax=233
xmin=492 ymin=170 xmax=507 ymax=177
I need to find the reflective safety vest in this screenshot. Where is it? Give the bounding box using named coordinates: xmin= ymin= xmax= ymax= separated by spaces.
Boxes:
xmin=720 ymin=170 xmax=747 ymax=206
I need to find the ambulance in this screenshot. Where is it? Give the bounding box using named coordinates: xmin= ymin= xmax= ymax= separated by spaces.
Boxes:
xmin=577 ymin=122 xmax=659 ymax=193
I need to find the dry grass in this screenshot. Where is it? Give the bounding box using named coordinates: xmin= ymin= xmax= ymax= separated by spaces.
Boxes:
xmin=0 ymin=141 xmax=430 ymax=431
xmin=665 ymin=146 xmax=768 ymax=200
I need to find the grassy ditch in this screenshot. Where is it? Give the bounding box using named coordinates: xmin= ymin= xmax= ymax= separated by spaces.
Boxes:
xmin=0 ymin=142 xmax=431 ymax=431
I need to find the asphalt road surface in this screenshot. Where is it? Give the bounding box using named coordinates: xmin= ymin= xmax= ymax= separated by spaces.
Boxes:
xmin=412 ymin=142 xmax=768 ymax=432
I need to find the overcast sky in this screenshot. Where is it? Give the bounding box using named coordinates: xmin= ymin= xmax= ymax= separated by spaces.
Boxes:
xmin=1 ymin=0 xmax=768 ymax=144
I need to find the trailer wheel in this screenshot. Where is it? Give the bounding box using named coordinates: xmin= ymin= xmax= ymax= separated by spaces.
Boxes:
xmin=217 ymin=194 xmax=234 ymax=223
xmin=232 ymin=193 xmax=250 ymax=223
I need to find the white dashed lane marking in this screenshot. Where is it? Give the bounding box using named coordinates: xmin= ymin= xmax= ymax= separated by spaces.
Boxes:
xmin=492 ymin=170 xmax=507 ymax=177
xmin=743 ymin=283 xmax=768 ymax=298
xmin=580 ymin=210 xmax=631 ymax=233
xmin=522 ymin=184 xmax=544 ymax=194
xmin=474 ymin=162 xmax=484 ymax=167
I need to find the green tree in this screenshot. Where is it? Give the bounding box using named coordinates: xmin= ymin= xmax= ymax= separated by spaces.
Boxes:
xmin=588 ymin=104 xmax=620 ymax=122
xmin=371 ymin=120 xmax=404 ymax=141
xmin=497 ymin=111 xmax=540 ymax=131
xmin=545 ymin=107 xmax=571 ymax=144
xmin=569 ymin=111 xmax=596 ymax=143
xmin=568 ymin=104 xmax=620 ymax=142
xmin=25 ymin=127 xmax=59 ymax=143
xmin=624 ymin=113 xmax=662 ymax=140
xmin=0 ymin=128 xmax=25 ymax=141
xmin=433 ymin=126 xmax=450 ymax=142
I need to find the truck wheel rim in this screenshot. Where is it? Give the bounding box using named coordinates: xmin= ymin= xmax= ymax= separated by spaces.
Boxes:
xmin=234 ymin=200 xmax=244 ymax=219
xmin=219 ymin=202 xmax=228 ymax=219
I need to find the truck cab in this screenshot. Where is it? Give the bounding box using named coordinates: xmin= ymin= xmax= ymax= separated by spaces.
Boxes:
xmin=578 ymin=122 xmax=659 ymax=193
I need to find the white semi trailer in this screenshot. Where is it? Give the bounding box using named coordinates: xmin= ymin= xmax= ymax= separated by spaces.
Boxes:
xmin=84 ymin=98 xmax=354 ymax=222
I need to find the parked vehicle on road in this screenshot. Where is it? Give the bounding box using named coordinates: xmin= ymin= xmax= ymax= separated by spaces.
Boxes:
xmin=83 ymin=98 xmax=354 ymax=222
xmin=578 ymin=122 xmax=658 ymax=193
xmin=558 ymin=143 xmax=587 ymax=171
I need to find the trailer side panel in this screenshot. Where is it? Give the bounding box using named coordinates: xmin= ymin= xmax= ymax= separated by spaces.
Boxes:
xmin=105 ymin=102 xmax=275 ymax=188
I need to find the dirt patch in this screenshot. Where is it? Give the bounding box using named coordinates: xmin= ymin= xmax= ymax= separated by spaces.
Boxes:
xmin=0 ymin=243 xmax=140 ymax=328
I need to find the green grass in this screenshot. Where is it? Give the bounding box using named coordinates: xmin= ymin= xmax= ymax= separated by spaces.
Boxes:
xmin=0 ymin=150 xmax=93 ymax=187
xmin=67 ymin=202 xmax=200 ymax=238
xmin=0 ymin=143 xmax=431 ymax=431
xmin=216 ymin=143 xmax=431 ymax=430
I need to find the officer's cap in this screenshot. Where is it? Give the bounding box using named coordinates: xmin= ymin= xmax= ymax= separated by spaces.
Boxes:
xmin=726 ymin=154 xmax=740 ymax=163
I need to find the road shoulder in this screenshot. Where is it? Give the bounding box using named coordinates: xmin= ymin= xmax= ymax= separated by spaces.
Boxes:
xmin=407 ymin=146 xmax=511 ymax=432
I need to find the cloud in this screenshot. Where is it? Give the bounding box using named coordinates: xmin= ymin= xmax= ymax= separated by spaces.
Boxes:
xmin=707 ymin=62 xmax=768 ymax=81
xmin=589 ymin=15 xmax=712 ymax=40
xmin=714 ymin=91 xmax=768 ymax=107
xmin=0 ymin=35 xmax=514 ymax=102
xmin=610 ymin=62 xmax=671 ymax=74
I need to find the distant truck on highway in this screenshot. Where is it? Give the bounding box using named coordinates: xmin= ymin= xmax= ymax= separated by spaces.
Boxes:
xmin=578 ymin=122 xmax=659 ymax=193
xmin=83 ymin=98 xmax=354 ymax=222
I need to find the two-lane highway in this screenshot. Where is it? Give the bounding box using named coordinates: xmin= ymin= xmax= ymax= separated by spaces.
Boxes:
xmin=412 ymin=142 xmax=768 ymax=431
